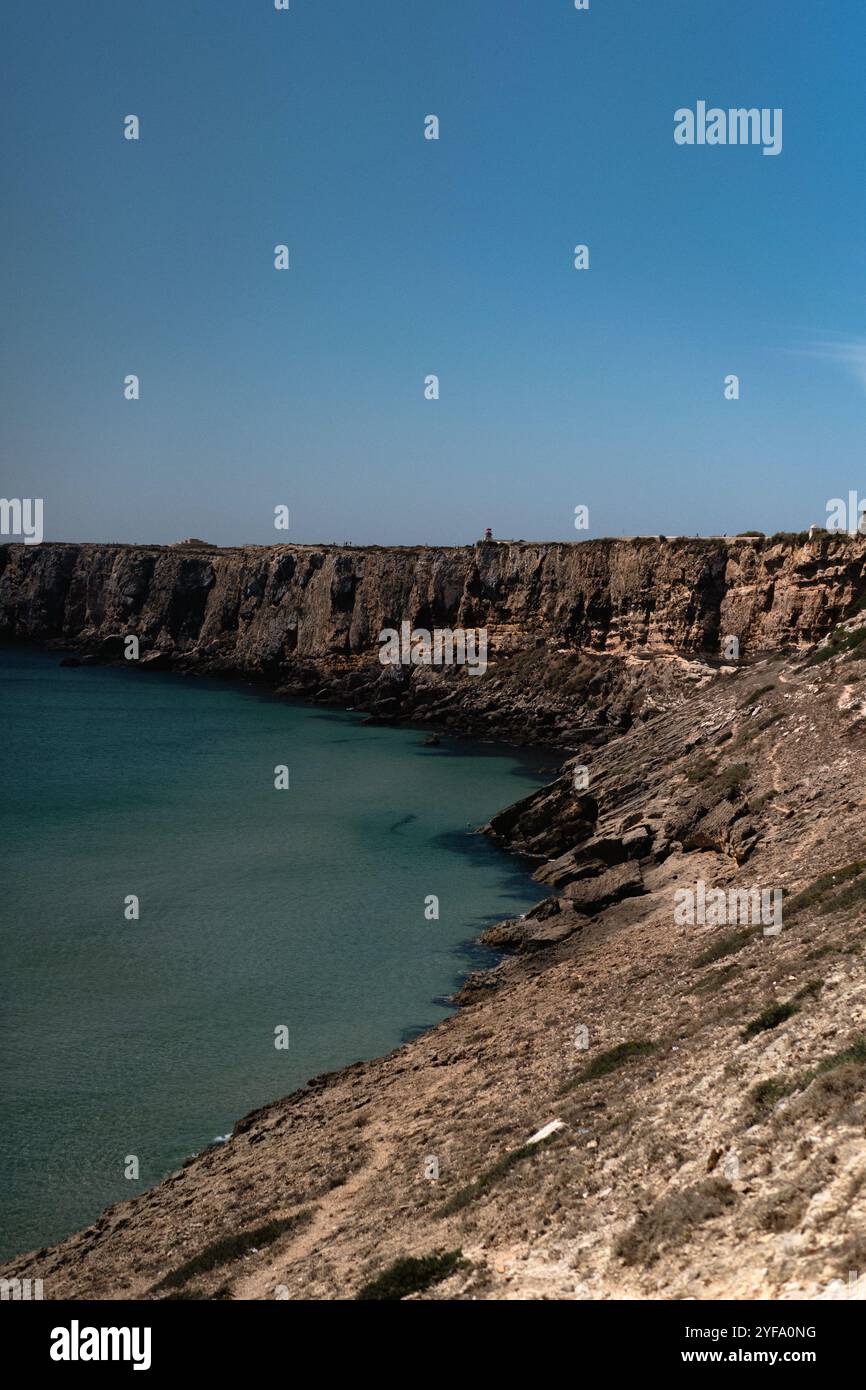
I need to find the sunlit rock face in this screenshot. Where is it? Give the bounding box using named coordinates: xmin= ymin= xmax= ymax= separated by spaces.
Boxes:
xmin=2 ymin=535 xmax=865 ymax=744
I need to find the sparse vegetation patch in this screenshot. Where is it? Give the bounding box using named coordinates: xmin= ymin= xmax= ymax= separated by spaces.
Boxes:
xmin=686 ymin=756 xmax=717 ymax=784
xmin=616 ymin=1179 xmax=736 ymax=1266
xmin=153 ymin=1209 xmax=312 ymax=1292
xmin=741 ymin=999 xmax=800 ymax=1041
xmin=559 ymin=1039 xmax=656 ymax=1094
xmin=748 ymin=1074 xmax=803 ymax=1119
xmin=738 ymin=685 xmax=775 ymax=709
xmin=750 ymin=1036 xmax=866 ymax=1129
xmin=436 ymin=1129 xmax=564 ymax=1216
xmin=716 ymin=762 xmax=749 ymax=792
xmin=355 ymin=1250 xmax=464 ymax=1300
xmin=815 ymin=1034 xmax=866 ymax=1076
xmin=691 ymin=963 xmax=740 ymax=995
xmin=693 ymin=927 xmax=756 ymax=969
xmin=785 ymin=861 xmax=866 ymax=920
xmin=807 ymin=624 xmax=866 ymax=666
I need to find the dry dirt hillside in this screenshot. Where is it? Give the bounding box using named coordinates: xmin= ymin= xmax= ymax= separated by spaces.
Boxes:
xmin=4 ymin=606 xmax=866 ymax=1301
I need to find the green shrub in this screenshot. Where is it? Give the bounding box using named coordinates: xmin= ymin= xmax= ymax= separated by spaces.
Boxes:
xmin=748 ymin=1075 xmax=802 ymax=1119
xmin=785 ymin=862 xmax=866 ymax=919
xmin=559 ymin=1039 xmax=656 ymax=1095
xmin=717 ymin=763 xmax=749 ymax=791
xmin=755 ymin=1036 xmax=866 ymax=1125
xmin=741 ymin=1000 xmax=800 ymax=1041
xmin=738 ymin=685 xmax=775 ymax=709
xmin=161 ymin=1283 xmax=232 ymax=1301
xmin=730 ymin=715 xmax=781 ymax=749
xmin=792 ymin=978 xmax=823 ymax=1003
xmin=806 ymin=624 xmax=866 ymax=666
xmin=355 ymin=1250 xmax=464 ymax=1300
xmin=153 ymin=1210 xmax=312 ymax=1292
xmin=693 ymin=927 xmax=756 ymax=969
xmin=686 ymin=757 xmax=716 ymax=784
xmin=815 ymin=1034 xmax=866 ymax=1076
xmin=437 ymin=1128 xmax=564 ymax=1216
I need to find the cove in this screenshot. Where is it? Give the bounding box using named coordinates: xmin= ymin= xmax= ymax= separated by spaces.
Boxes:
xmin=0 ymin=645 xmax=550 ymax=1261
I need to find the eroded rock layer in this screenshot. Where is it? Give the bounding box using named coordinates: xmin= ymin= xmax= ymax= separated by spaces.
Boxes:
xmin=2 ymin=534 xmax=865 ymax=744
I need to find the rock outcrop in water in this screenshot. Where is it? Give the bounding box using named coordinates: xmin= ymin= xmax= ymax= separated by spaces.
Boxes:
xmin=2 ymin=534 xmax=866 ymax=743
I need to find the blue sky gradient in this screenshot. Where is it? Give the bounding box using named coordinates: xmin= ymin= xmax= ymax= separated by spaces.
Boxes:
xmin=2 ymin=1 xmax=865 ymax=545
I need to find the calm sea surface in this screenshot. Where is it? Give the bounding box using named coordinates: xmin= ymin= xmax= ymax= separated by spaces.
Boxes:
xmin=0 ymin=646 xmax=550 ymax=1260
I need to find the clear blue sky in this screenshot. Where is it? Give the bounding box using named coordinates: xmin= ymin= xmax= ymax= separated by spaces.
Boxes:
xmin=2 ymin=1 xmax=864 ymax=546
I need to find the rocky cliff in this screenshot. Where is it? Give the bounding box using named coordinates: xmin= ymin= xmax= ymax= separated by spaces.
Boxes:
xmin=2 ymin=534 xmax=865 ymax=744
xmin=3 ymin=535 xmax=866 ymax=1299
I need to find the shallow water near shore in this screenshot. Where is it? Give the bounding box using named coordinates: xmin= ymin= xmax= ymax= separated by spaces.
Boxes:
xmin=0 ymin=646 xmax=551 ymax=1261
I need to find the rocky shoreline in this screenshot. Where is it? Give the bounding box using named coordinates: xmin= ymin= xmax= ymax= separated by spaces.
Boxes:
xmin=3 ymin=535 xmax=866 ymax=1299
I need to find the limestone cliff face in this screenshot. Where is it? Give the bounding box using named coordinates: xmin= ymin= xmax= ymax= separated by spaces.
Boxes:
xmin=2 ymin=535 xmax=865 ymax=742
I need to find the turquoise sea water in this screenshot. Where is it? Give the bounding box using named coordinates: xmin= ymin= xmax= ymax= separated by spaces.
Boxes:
xmin=0 ymin=646 xmax=550 ymax=1261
